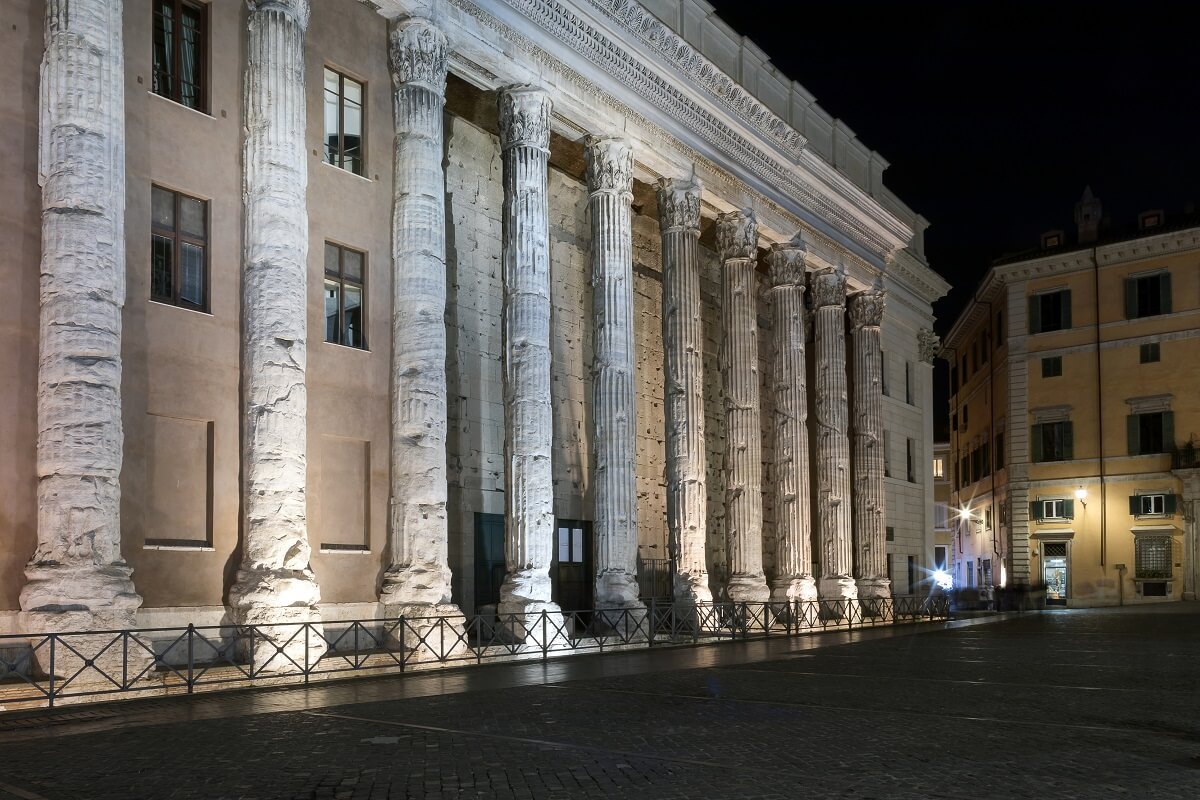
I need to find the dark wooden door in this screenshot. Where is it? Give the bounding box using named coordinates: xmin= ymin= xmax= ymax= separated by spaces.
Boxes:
xmin=474 ymin=513 xmax=506 ymax=612
xmin=552 ymin=520 xmax=592 ymax=612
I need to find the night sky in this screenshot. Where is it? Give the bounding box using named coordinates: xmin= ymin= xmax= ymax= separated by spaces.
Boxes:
xmin=705 ymin=0 xmax=1200 ymax=436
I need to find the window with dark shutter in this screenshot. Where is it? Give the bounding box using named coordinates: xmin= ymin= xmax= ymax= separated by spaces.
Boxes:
xmin=1125 ymin=271 xmax=1172 ymax=319
xmin=1128 ymin=412 xmax=1172 ymax=455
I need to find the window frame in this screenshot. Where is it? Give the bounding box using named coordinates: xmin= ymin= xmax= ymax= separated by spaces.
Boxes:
xmin=150 ymin=184 xmax=209 ymax=313
xmin=1135 ymin=536 xmax=1172 ymax=580
xmin=1029 ymin=289 xmax=1071 ymax=334
xmin=324 ymin=67 xmax=367 ymax=176
xmin=1125 ymin=270 xmax=1172 ymax=320
xmin=323 ymin=242 xmax=369 ymax=350
xmin=1032 ymin=420 xmax=1073 ymax=463
xmin=1041 ymin=356 xmax=1062 ymax=378
xmin=151 ymin=0 xmax=209 ymax=113
xmin=1139 ymin=342 xmax=1161 ymax=364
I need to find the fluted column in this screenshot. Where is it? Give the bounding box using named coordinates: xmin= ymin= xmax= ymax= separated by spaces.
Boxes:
xmin=767 ymin=235 xmax=818 ymax=603
xmin=497 ymin=87 xmax=562 ymax=629
xmin=850 ymin=288 xmax=891 ymax=601
xmin=716 ymin=211 xmax=770 ymax=603
xmin=585 ymin=136 xmax=644 ymax=615
xmin=380 ymin=18 xmax=463 ymax=635
xmin=811 ymin=266 xmax=857 ymax=602
xmin=22 ymin=0 xmax=142 ymax=642
xmin=657 ymin=178 xmax=712 ymax=605
xmin=230 ymin=0 xmax=324 ymax=667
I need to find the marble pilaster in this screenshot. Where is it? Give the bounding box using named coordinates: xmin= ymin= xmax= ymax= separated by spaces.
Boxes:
xmin=585 ymin=136 xmax=644 ymax=615
xmin=849 ymin=288 xmax=891 ymax=601
xmin=716 ymin=211 xmax=770 ymax=603
xmin=811 ymin=266 xmax=857 ymax=602
xmin=766 ymin=235 xmax=818 ymax=603
xmin=657 ymin=178 xmax=712 ymax=606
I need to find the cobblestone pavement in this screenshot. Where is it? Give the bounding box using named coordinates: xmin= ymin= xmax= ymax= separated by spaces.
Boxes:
xmin=1 ymin=607 xmax=1199 ymax=799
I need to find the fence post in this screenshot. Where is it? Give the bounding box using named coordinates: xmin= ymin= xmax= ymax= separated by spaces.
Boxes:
xmin=304 ymin=623 xmax=310 ymax=686
xmin=398 ymin=615 xmax=406 ymax=673
xmin=48 ymin=635 xmax=56 ymax=709
xmin=648 ymin=598 xmax=655 ymax=647
xmin=122 ymin=631 xmax=129 ymax=689
xmin=186 ymin=624 xmax=195 ymax=694
xmin=541 ymin=611 xmax=548 ymax=660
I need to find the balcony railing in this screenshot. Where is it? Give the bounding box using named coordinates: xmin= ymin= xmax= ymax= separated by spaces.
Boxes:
xmin=0 ymin=596 xmax=948 ymax=710
xmin=1171 ymin=442 xmax=1200 ymax=470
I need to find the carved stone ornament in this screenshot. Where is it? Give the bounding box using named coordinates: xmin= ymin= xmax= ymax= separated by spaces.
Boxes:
xmin=716 ymin=209 xmax=757 ymax=262
xmin=918 ymin=327 xmax=940 ymax=363
xmin=656 ymin=177 xmax=701 ymax=232
xmin=497 ymin=85 xmax=552 ymax=151
xmin=848 ymin=289 xmax=886 ymax=328
xmin=768 ymin=232 xmax=807 ymax=287
xmin=249 ymin=0 xmax=310 ymax=27
xmin=809 ymin=267 xmax=847 ymax=308
xmin=584 ymin=135 xmax=634 ymax=196
xmin=389 ymin=17 xmax=448 ymax=92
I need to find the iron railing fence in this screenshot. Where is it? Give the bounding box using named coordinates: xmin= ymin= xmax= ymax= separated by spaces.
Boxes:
xmin=0 ymin=596 xmax=948 ymax=710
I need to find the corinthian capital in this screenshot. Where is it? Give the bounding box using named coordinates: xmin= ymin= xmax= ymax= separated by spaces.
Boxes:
xmin=584 ymin=135 xmax=633 ymax=196
xmin=656 ymin=177 xmax=701 ymax=232
xmin=716 ymin=210 xmax=757 ymax=262
xmin=918 ymin=328 xmax=941 ymax=363
xmin=768 ymin=232 xmax=807 ymax=287
xmin=848 ymin=289 xmax=886 ymax=328
xmin=809 ymin=267 xmax=847 ymax=309
xmin=498 ymin=86 xmax=551 ymax=152
xmin=389 ymin=18 xmax=447 ymax=92
xmin=248 ymin=0 xmax=310 ymax=28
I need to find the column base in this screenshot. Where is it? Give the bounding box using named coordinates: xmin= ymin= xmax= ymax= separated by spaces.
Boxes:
xmin=855 ymin=578 xmax=893 ymax=618
xmin=818 ymin=575 xmax=859 ymax=620
xmin=229 ymin=567 xmax=325 ymax=674
xmin=379 ymin=563 xmax=454 ymax=609
xmin=19 ymin=608 xmax=154 ymax=687
xmin=770 ymin=575 xmax=819 ymax=603
xmin=672 ymin=572 xmax=714 ymax=606
xmin=1183 ymin=592 xmax=1197 ymax=601
xmin=383 ymin=602 xmax=468 ymax=662
xmin=726 ymin=573 xmax=771 ymax=604
xmin=496 ymin=599 xmax=568 ymax=649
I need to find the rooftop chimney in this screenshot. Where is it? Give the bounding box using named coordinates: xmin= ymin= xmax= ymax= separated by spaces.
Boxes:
xmin=1074 ymin=186 xmax=1102 ymax=244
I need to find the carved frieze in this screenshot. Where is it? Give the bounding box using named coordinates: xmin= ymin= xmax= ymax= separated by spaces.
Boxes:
xmin=389 ymin=17 xmax=448 ymax=92
xmin=584 ymin=135 xmax=634 ymax=196
xmin=716 ymin=210 xmax=757 ymax=262
xmin=848 ymin=289 xmax=886 ymax=329
xmin=768 ymin=233 xmax=807 ymax=287
xmin=656 ymin=177 xmax=701 ymax=232
xmin=809 ymin=267 xmax=847 ymax=309
xmin=497 ymin=85 xmax=552 ymax=151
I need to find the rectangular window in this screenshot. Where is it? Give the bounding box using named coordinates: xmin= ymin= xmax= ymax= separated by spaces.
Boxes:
xmin=908 ymin=555 xmax=916 ymax=595
xmin=950 ymin=366 xmax=958 ymax=395
xmin=966 ymin=560 xmax=974 ymax=587
xmin=886 ymin=553 xmax=893 ymax=585
xmin=932 ymin=457 xmax=945 ymax=480
xmin=980 ymin=442 xmax=991 ymax=479
xmin=1135 ymin=536 xmax=1172 ymax=579
xmin=1125 ymin=271 xmax=1172 ymax=319
xmin=1130 ymin=493 xmax=1176 ymax=517
xmin=1029 ymin=289 xmax=1071 ymax=334
xmin=960 ymin=355 xmax=968 ymax=380
xmin=905 ymin=361 xmax=913 ymax=404
xmin=962 ymin=404 xmax=969 ymax=427
xmin=934 ymin=545 xmax=948 ymax=571
xmin=1140 ymin=342 xmax=1161 ymax=363
xmin=1031 ymin=421 xmax=1073 ymax=462
xmin=907 ymin=438 xmax=915 ymax=483
xmin=152 ymin=0 xmax=207 ymax=111
xmin=1034 ymin=498 xmax=1073 ymax=520
xmin=886 ymin=526 xmax=895 ymax=542
xmin=324 ymin=242 xmax=367 ymax=349
xmin=1041 ymin=356 xmax=1062 ymax=378
xmin=151 ymin=185 xmax=208 ymax=311
xmin=1127 ymin=411 xmax=1172 ymax=456
xmin=951 ymin=412 xmax=957 ymax=432
xmin=996 ymin=310 xmax=1004 ymax=341
xmin=324 ymin=68 xmax=365 ymax=175
xmin=960 ymin=455 xmax=969 ymax=486
xmin=934 ymin=503 xmax=948 ymax=530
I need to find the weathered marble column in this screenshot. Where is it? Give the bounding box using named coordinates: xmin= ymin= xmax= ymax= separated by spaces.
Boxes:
xmin=230 ymin=0 xmax=325 ymax=669
xmin=716 ymin=211 xmax=770 ymax=603
xmin=849 ymin=287 xmax=891 ymax=601
xmin=767 ymin=235 xmax=818 ymax=603
xmin=811 ymin=265 xmax=857 ymax=602
xmin=585 ymin=136 xmax=644 ymax=615
xmin=379 ymin=19 xmax=464 ymax=644
xmin=497 ymin=87 xmax=563 ymax=633
xmin=657 ymin=178 xmax=712 ymax=605
xmin=21 ymin=1 xmax=143 ymax=647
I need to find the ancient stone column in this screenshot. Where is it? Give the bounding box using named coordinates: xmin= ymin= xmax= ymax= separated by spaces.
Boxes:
xmin=230 ymin=0 xmax=325 ymax=670
xmin=811 ymin=265 xmax=857 ymax=602
xmin=585 ymin=136 xmax=644 ymax=618
xmin=379 ymin=19 xmax=464 ymax=649
xmin=716 ymin=211 xmax=770 ymax=603
xmin=849 ymin=287 xmax=891 ymax=602
xmin=497 ymin=87 xmax=563 ymax=636
xmin=767 ymin=235 xmax=818 ymax=603
xmin=657 ymin=177 xmax=712 ymax=606
xmin=21 ymin=1 xmax=143 ymax=652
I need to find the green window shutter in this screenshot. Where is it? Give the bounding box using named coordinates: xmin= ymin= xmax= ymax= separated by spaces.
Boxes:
xmin=1165 ymin=494 xmax=1178 ymax=514
xmin=1160 ymin=271 xmax=1172 ymax=314
xmin=1031 ymin=423 xmax=1044 ymax=462
xmin=1124 ymin=277 xmax=1138 ymax=319
xmin=1064 ymin=499 xmax=1075 ymax=519
xmin=1127 ymin=414 xmax=1140 ymax=456
xmin=1129 ymin=495 xmax=1140 ymax=515
xmin=1028 ymin=295 xmax=1041 ymax=334
xmin=1062 ymin=421 xmax=1074 ymax=460
xmin=1030 ymin=501 xmax=1041 ymax=521
xmin=1061 ymin=290 xmax=1072 ymax=329
xmin=1162 ymin=411 xmax=1175 ymax=451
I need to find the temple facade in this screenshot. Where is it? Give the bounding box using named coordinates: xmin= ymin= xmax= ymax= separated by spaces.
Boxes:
xmin=0 ymin=0 xmax=949 ymax=640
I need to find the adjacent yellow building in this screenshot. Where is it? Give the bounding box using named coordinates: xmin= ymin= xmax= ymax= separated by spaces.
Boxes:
xmin=943 ymin=191 xmax=1200 ymax=606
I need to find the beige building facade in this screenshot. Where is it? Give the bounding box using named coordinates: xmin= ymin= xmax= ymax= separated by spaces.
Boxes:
xmin=944 ymin=190 xmax=1200 ymax=606
xmin=0 ymin=0 xmax=948 ymax=644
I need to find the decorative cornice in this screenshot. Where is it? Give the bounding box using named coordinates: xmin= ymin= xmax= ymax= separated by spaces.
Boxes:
xmin=584 ymin=135 xmax=633 ymax=197
xmin=768 ymin=233 xmax=806 ymax=288
xmin=848 ymin=289 xmax=886 ymax=329
xmin=716 ymin=210 xmax=757 ymax=262
xmin=249 ymin=0 xmax=310 ymax=28
xmin=656 ymin=177 xmax=701 ymax=232
xmin=917 ymin=328 xmax=940 ymax=363
xmin=389 ymin=17 xmax=448 ymax=92
xmin=809 ymin=267 xmax=846 ymax=309
xmin=497 ymin=85 xmax=551 ymax=151
xmin=584 ymin=0 xmax=804 ymax=159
